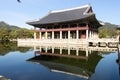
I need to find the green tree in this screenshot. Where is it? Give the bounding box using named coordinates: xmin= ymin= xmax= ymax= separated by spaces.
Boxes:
xmin=16 ymin=28 xmax=33 ymax=38
xmin=9 ymin=30 xmax=18 ymax=39
xmin=98 ymin=23 xmax=117 ymax=38
xmin=99 ymin=29 xmax=108 ymax=38
xmin=0 ymin=28 xmax=10 ymax=41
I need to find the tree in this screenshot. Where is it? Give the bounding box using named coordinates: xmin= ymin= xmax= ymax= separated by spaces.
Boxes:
xmin=98 ymin=23 xmax=117 ymax=38
xmin=99 ymin=29 xmax=108 ymax=38
xmin=16 ymin=28 xmax=33 ymax=38
xmin=0 ymin=28 xmax=10 ymax=41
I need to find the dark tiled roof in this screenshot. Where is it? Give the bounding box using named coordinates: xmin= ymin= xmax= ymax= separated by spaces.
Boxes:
xmin=27 ymin=4 xmax=94 ymax=25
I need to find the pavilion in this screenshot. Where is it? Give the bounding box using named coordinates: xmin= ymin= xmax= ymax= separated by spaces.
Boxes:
xmin=23 ymin=4 xmax=101 ymax=45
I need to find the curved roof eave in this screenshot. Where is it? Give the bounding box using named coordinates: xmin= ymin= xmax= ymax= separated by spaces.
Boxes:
xmin=27 ymin=14 xmax=94 ymax=26
xmin=27 ymin=4 xmax=93 ymax=26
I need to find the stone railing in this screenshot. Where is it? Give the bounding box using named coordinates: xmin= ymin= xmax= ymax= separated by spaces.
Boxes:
xmin=17 ymin=39 xmax=88 ymax=46
xmin=17 ymin=38 xmax=118 ymax=47
xmin=88 ymin=38 xmax=118 ymax=43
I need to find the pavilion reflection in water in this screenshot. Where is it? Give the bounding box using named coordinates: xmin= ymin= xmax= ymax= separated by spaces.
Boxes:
xmin=27 ymin=45 xmax=117 ymax=80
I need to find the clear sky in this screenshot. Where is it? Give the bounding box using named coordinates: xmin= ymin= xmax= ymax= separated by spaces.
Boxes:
xmin=0 ymin=0 xmax=120 ymax=29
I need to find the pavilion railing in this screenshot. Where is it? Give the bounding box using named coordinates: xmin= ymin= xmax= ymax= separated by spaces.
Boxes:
xmin=17 ymin=38 xmax=118 ymax=47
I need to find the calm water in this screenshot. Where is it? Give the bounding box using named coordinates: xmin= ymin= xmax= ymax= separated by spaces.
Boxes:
xmin=0 ymin=42 xmax=120 ymax=80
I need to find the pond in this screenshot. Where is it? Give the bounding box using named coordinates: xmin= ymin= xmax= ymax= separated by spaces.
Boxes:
xmin=0 ymin=42 xmax=120 ymax=80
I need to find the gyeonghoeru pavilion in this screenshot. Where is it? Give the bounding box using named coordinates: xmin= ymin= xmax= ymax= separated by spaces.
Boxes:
xmin=19 ymin=4 xmax=113 ymax=46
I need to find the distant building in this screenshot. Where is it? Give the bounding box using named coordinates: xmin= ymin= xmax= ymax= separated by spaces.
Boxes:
xmin=22 ymin=4 xmax=101 ymax=45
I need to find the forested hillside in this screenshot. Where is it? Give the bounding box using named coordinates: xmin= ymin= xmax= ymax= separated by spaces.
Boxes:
xmin=99 ymin=21 xmax=118 ymax=38
xmin=0 ymin=21 xmax=34 ymax=42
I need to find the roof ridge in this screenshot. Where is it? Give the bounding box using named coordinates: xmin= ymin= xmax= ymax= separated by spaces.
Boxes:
xmin=50 ymin=4 xmax=91 ymax=13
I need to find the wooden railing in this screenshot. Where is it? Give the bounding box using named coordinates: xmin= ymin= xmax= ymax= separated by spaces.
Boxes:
xmin=35 ymin=27 xmax=88 ymax=32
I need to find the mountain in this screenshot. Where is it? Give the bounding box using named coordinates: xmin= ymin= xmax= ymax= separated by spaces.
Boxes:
xmin=0 ymin=21 xmax=20 ymax=30
xmin=99 ymin=21 xmax=118 ymax=28
xmin=98 ymin=21 xmax=119 ymax=38
xmin=99 ymin=21 xmax=118 ymax=31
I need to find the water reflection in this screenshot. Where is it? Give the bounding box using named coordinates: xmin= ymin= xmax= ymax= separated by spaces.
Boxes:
xmin=0 ymin=42 xmax=31 ymax=56
xmin=0 ymin=42 xmax=119 ymax=80
xmin=116 ymin=47 xmax=120 ymax=76
xmin=17 ymin=43 xmax=120 ymax=80
xmin=27 ymin=45 xmax=117 ymax=80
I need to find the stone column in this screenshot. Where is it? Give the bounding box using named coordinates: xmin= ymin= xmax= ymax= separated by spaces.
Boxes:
xmin=86 ymin=48 xmax=88 ymax=57
xmin=68 ymin=48 xmax=70 ymax=55
xmin=76 ymin=49 xmax=79 ymax=56
xmin=34 ymin=46 xmax=36 ymax=51
xmin=60 ymin=47 xmax=62 ymax=54
xmin=52 ymin=47 xmax=54 ymax=53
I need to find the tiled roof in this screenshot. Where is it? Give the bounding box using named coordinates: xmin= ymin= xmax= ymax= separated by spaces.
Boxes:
xmin=27 ymin=4 xmax=94 ymax=25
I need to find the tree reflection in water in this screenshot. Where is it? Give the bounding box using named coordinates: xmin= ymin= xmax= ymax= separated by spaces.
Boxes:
xmin=0 ymin=42 xmax=31 ymax=56
xmin=28 ymin=47 xmax=103 ymax=79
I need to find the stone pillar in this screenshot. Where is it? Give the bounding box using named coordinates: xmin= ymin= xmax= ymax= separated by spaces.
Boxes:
xmin=45 ymin=32 xmax=47 ymax=39
xmin=68 ymin=48 xmax=70 ymax=55
xmin=76 ymin=49 xmax=79 ymax=56
xmin=86 ymin=48 xmax=88 ymax=57
xmin=34 ymin=27 xmax=36 ymax=39
xmin=34 ymin=46 xmax=36 ymax=51
xmin=60 ymin=47 xmax=62 ymax=54
xmin=60 ymin=31 xmax=62 ymax=39
xmin=52 ymin=31 xmax=54 ymax=39
xmin=52 ymin=47 xmax=54 ymax=53
xmin=76 ymin=30 xmax=79 ymax=39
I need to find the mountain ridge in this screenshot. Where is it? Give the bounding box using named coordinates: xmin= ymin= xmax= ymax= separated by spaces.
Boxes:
xmin=0 ymin=21 xmax=20 ymax=30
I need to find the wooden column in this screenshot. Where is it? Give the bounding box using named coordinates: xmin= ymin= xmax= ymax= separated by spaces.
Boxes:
xmin=76 ymin=30 xmax=79 ymax=39
xmin=68 ymin=30 xmax=70 ymax=39
xmin=52 ymin=31 xmax=54 ymax=39
xmin=39 ymin=32 xmax=41 ymax=39
xmin=45 ymin=32 xmax=47 ymax=39
xmin=86 ymin=23 xmax=89 ymax=39
xmin=86 ymin=30 xmax=88 ymax=39
xmin=60 ymin=31 xmax=62 ymax=39
xmin=34 ymin=27 xmax=36 ymax=39
xmin=89 ymin=30 xmax=91 ymax=39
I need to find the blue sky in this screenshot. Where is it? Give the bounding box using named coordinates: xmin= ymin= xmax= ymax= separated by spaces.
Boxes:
xmin=0 ymin=0 xmax=120 ymax=29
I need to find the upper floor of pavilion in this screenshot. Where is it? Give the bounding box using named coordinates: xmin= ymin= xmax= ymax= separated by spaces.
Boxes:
xmin=27 ymin=4 xmax=101 ymax=29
